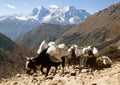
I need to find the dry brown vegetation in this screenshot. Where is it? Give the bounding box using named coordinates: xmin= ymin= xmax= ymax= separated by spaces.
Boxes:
xmin=101 ymin=45 xmax=120 ymax=60
xmin=0 ymin=45 xmax=36 ymax=80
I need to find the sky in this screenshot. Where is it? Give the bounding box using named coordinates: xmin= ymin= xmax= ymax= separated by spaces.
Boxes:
xmin=0 ymin=0 xmax=120 ymax=16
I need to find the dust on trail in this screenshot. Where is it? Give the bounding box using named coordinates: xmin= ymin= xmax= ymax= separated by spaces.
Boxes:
xmin=0 ymin=62 xmax=120 ymax=85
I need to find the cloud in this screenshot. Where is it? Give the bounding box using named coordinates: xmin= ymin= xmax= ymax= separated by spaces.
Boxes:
xmin=5 ymin=4 xmax=16 ymax=9
xmin=49 ymin=5 xmax=58 ymax=9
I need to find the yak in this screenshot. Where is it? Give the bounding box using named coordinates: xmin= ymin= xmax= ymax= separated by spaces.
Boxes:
xmin=25 ymin=40 xmax=67 ymax=76
xmin=25 ymin=48 xmax=65 ymax=76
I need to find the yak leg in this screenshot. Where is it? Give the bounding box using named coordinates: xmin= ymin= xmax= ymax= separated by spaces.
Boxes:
xmin=46 ymin=66 xmax=51 ymax=77
xmin=67 ymin=58 xmax=70 ymax=69
xmin=79 ymin=57 xmax=86 ymax=73
xmin=53 ymin=66 xmax=58 ymax=76
xmin=61 ymin=57 xmax=65 ymax=74
xmin=79 ymin=57 xmax=82 ymax=73
xmin=40 ymin=66 xmax=45 ymax=75
xmin=26 ymin=69 xmax=31 ymax=74
xmin=33 ymin=67 xmax=37 ymax=73
xmin=73 ymin=59 xmax=76 ymax=69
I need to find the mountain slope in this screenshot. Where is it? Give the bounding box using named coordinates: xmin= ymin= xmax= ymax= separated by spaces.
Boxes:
xmin=0 ymin=18 xmax=39 ymax=39
xmin=57 ymin=3 xmax=120 ymax=50
xmin=0 ymin=32 xmax=15 ymax=51
xmin=16 ymin=23 xmax=74 ymax=49
xmin=0 ymin=32 xmax=25 ymax=79
xmin=0 ymin=6 xmax=90 ymax=39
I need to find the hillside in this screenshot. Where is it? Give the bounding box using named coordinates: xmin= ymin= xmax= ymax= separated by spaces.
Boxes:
xmin=0 ymin=32 xmax=25 ymax=79
xmin=16 ymin=23 xmax=74 ymax=49
xmin=0 ymin=32 xmax=15 ymax=51
xmin=0 ymin=48 xmax=25 ymax=79
xmin=57 ymin=3 xmax=120 ymax=50
xmin=0 ymin=61 xmax=120 ymax=85
xmin=0 ymin=18 xmax=39 ymax=39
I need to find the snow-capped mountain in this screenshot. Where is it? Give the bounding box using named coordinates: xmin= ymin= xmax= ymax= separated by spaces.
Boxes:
xmin=0 ymin=6 xmax=90 ymax=39
xmin=14 ymin=6 xmax=90 ymax=25
xmin=0 ymin=15 xmax=15 ymax=21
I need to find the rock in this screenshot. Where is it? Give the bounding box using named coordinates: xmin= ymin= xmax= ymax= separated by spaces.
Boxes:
xmin=1 ymin=78 xmax=7 ymax=82
xmin=82 ymin=82 xmax=85 ymax=85
xmin=51 ymin=79 xmax=65 ymax=85
xmin=65 ymin=74 xmax=71 ymax=78
xmin=14 ymin=82 xmax=18 ymax=84
xmin=91 ymin=83 xmax=97 ymax=85
xmin=11 ymin=81 xmax=18 ymax=85
xmin=32 ymin=77 xmax=38 ymax=83
xmin=16 ymin=73 xmax=21 ymax=77
xmin=33 ymin=73 xmax=38 ymax=77
xmin=46 ymin=76 xmax=54 ymax=80
xmin=81 ymin=69 xmax=89 ymax=73
xmin=64 ymin=71 xmax=69 ymax=75
xmin=94 ymin=70 xmax=98 ymax=73
xmin=70 ymin=71 xmax=76 ymax=76
xmin=28 ymin=80 xmax=32 ymax=85
xmin=89 ymin=76 xmax=93 ymax=79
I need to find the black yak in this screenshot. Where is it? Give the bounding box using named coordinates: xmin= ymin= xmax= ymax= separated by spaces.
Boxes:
xmin=25 ymin=40 xmax=68 ymax=76
xmin=25 ymin=48 xmax=65 ymax=76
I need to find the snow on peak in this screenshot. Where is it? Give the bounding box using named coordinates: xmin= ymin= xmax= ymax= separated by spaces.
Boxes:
xmin=3 ymin=6 xmax=90 ymax=25
xmin=15 ymin=16 xmax=28 ymax=21
xmin=49 ymin=5 xmax=58 ymax=10
xmin=31 ymin=6 xmax=48 ymax=16
xmin=63 ymin=6 xmax=76 ymax=12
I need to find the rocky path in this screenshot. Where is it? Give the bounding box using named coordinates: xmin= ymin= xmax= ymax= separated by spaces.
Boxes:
xmin=0 ymin=62 xmax=120 ymax=85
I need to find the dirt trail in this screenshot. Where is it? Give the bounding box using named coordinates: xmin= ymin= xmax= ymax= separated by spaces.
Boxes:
xmin=0 ymin=62 xmax=120 ymax=85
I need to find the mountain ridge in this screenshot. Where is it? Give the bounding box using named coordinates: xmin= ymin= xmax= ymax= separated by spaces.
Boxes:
xmin=0 ymin=6 xmax=90 ymax=39
xmin=16 ymin=23 xmax=75 ymax=49
xmin=0 ymin=32 xmax=15 ymax=51
xmin=56 ymin=3 xmax=120 ymax=50
xmin=13 ymin=6 xmax=90 ymax=25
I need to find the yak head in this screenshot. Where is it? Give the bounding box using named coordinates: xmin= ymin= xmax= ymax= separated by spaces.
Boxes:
xmin=25 ymin=57 xmax=36 ymax=74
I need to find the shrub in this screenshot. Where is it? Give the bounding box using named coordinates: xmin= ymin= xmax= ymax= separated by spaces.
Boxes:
xmin=101 ymin=45 xmax=120 ymax=60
